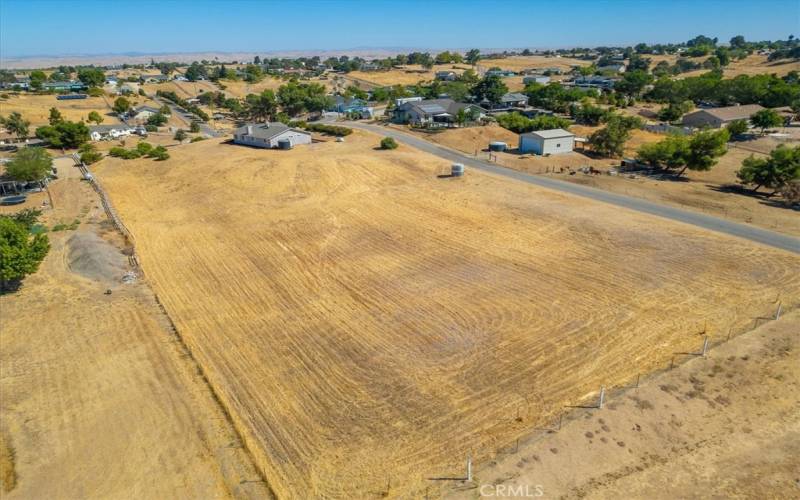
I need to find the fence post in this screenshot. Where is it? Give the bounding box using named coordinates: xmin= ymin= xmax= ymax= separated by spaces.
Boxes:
xmin=701 ymin=336 xmax=709 ymax=357
xmin=775 ymin=302 xmax=782 ymax=320
xmin=598 ymin=386 xmax=606 ymax=409
xmin=466 ymin=456 xmax=472 ymax=482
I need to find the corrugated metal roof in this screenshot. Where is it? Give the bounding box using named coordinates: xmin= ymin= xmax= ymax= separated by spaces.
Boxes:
xmin=521 ymin=128 xmax=574 ymax=139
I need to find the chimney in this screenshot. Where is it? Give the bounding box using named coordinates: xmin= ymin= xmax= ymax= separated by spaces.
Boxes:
xmin=247 ymin=125 xmax=253 ymax=135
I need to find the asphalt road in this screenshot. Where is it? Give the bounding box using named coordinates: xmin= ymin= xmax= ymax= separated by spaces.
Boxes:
xmin=346 ymin=121 xmax=800 ymax=255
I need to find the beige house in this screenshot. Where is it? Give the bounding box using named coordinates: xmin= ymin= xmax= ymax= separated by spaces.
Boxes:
xmin=681 ymin=104 xmax=765 ymax=128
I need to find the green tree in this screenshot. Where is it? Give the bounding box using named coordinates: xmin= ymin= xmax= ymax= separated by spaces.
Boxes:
xmin=726 ymin=119 xmax=749 ymax=137
xmin=6 ymin=147 xmax=52 ymax=182
xmin=48 ymin=107 xmax=64 ymax=125
xmin=77 ymin=67 xmax=105 ymax=87
xmin=614 ymin=70 xmax=654 ymax=96
xmin=87 ymin=111 xmax=104 ymax=124
xmin=159 ymin=104 xmax=171 ymax=115
xmin=174 ymin=129 xmax=187 ymax=141
xmin=678 ymin=128 xmax=730 ymax=177
xmin=657 ymin=100 xmax=693 ymax=122
xmin=589 ymin=115 xmax=642 ymax=158
xmin=729 ymin=35 xmax=747 ymax=49
xmin=35 ymin=121 xmax=90 ymax=149
xmin=29 ymin=70 xmax=46 ymax=90
xmin=465 ymin=49 xmax=481 ymax=65
xmin=736 ymin=145 xmax=800 ymax=193
xmin=3 ymin=112 xmax=30 ymax=139
xmin=0 ymin=215 xmax=50 ymax=291
xmin=146 ymin=113 xmax=168 ymax=127
xmin=379 ymin=137 xmax=398 ymax=150
xmin=189 ymin=122 xmax=200 ymax=133
xmin=749 ymin=108 xmax=783 ymax=134
xmin=113 ymin=96 xmax=131 ymax=114
xmin=472 ymin=75 xmax=509 ymax=104
xmin=246 ymin=89 xmax=278 ymax=121
xmin=636 ymin=134 xmax=690 ymax=170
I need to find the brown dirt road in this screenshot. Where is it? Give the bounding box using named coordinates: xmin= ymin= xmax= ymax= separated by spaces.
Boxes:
xmin=0 ymin=158 xmax=270 ymax=499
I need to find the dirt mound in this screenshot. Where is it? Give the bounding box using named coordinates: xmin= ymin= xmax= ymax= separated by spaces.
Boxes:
xmin=66 ymin=232 xmax=128 ymax=283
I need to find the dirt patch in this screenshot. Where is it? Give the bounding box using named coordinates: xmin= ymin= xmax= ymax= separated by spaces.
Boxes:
xmin=0 ymin=431 xmax=16 ymax=493
xmin=66 ymin=232 xmax=129 ymax=283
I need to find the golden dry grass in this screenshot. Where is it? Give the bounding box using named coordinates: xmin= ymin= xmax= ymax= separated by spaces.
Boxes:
xmin=0 ymin=159 xmax=270 ymax=499
xmin=0 ymin=93 xmax=120 ymax=127
xmin=477 ymin=55 xmax=591 ymax=73
xmin=218 ymin=77 xmax=286 ymax=98
xmin=95 ymin=132 xmax=800 ymax=497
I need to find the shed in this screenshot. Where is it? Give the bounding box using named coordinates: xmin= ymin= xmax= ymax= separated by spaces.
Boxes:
xmin=519 ymin=129 xmax=575 ymax=155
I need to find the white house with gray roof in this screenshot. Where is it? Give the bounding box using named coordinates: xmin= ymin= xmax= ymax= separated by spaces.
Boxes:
xmin=233 ymin=122 xmax=312 ymax=149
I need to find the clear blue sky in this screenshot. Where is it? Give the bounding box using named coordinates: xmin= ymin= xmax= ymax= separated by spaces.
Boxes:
xmin=1 ymin=0 xmax=797 ymax=57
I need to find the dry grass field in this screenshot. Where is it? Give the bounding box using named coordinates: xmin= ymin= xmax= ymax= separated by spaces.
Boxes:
xmin=142 ymin=80 xmax=219 ymax=100
xmin=0 ymin=93 xmax=121 ymax=127
xmin=348 ymin=64 xmax=471 ymax=87
xmin=476 ymin=55 xmax=591 ymax=73
xmin=218 ymin=77 xmax=287 ymax=98
xmin=389 ymin=123 xmax=800 ymax=236
xmin=95 ymin=132 xmax=800 ymax=497
xmin=0 ymin=158 xmax=270 ymax=498
xmin=455 ymin=309 xmax=800 ymax=499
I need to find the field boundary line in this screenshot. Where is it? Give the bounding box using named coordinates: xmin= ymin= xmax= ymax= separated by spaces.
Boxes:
xmin=72 ymin=155 xmax=277 ymax=498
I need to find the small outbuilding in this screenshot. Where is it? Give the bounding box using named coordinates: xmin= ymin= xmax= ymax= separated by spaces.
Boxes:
xmin=519 ymin=129 xmax=575 ymax=155
xmin=233 ymin=122 xmax=312 ymax=149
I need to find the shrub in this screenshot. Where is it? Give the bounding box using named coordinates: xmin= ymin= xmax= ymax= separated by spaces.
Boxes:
xmin=136 ymin=142 xmax=153 ymax=155
xmin=173 ymin=129 xmax=187 ymax=141
xmin=190 ymin=136 xmax=206 ymax=143
xmin=78 ymin=143 xmax=102 ymax=165
xmin=87 ymin=87 xmax=104 ymax=97
xmin=147 ymin=146 xmax=170 ymax=161
xmin=379 ymin=137 xmax=398 ymax=150
xmin=145 ymin=124 xmax=157 ymax=132
xmin=304 ymin=123 xmax=353 ymax=136
xmin=189 ymin=122 xmax=200 ymax=133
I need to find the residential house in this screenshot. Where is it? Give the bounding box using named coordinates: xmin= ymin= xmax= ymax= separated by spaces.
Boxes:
xmin=597 ymin=64 xmax=626 ymax=74
xmin=571 ymin=76 xmax=617 ymax=90
xmin=435 ymin=70 xmax=458 ymax=81
xmin=173 ymin=75 xmax=188 ymax=82
xmin=128 ymin=106 xmax=161 ymax=122
xmin=233 ymin=122 xmax=312 ymax=149
xmin=482 ymin=92 xmax=529 ymax=111
xmin=89 ymin=124 xmax=136 ymax=141
xmin=484 ymin=69 xmax=516 ymax=77
xmin=330 ymin=96 xmax=374 ymax=118
xmin=392 ymin=98 xmax=486 ymax=126
xmin=139 ymin=74 xmax=169 ymax=84
xmin=42 ymin=81 xmax=87 ymax=92
xmin=360 ymin=62 xmax=380 ymax=71
xmin=519 ymin=129 xmax=575 ymax=155
xmin=681 ymin=104 xmax=765 ymax=129
xmin=394 ymin=96 xmax=423 ymax=107
xmin=523 ymin=75 xmax=550 ymax=85
xmin=1 ymin=77 xmax=30 ymax=90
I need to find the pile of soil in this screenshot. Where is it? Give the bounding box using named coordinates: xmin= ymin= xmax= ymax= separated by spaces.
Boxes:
xmin=66 ymin=232 xmax=128 ymax=283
